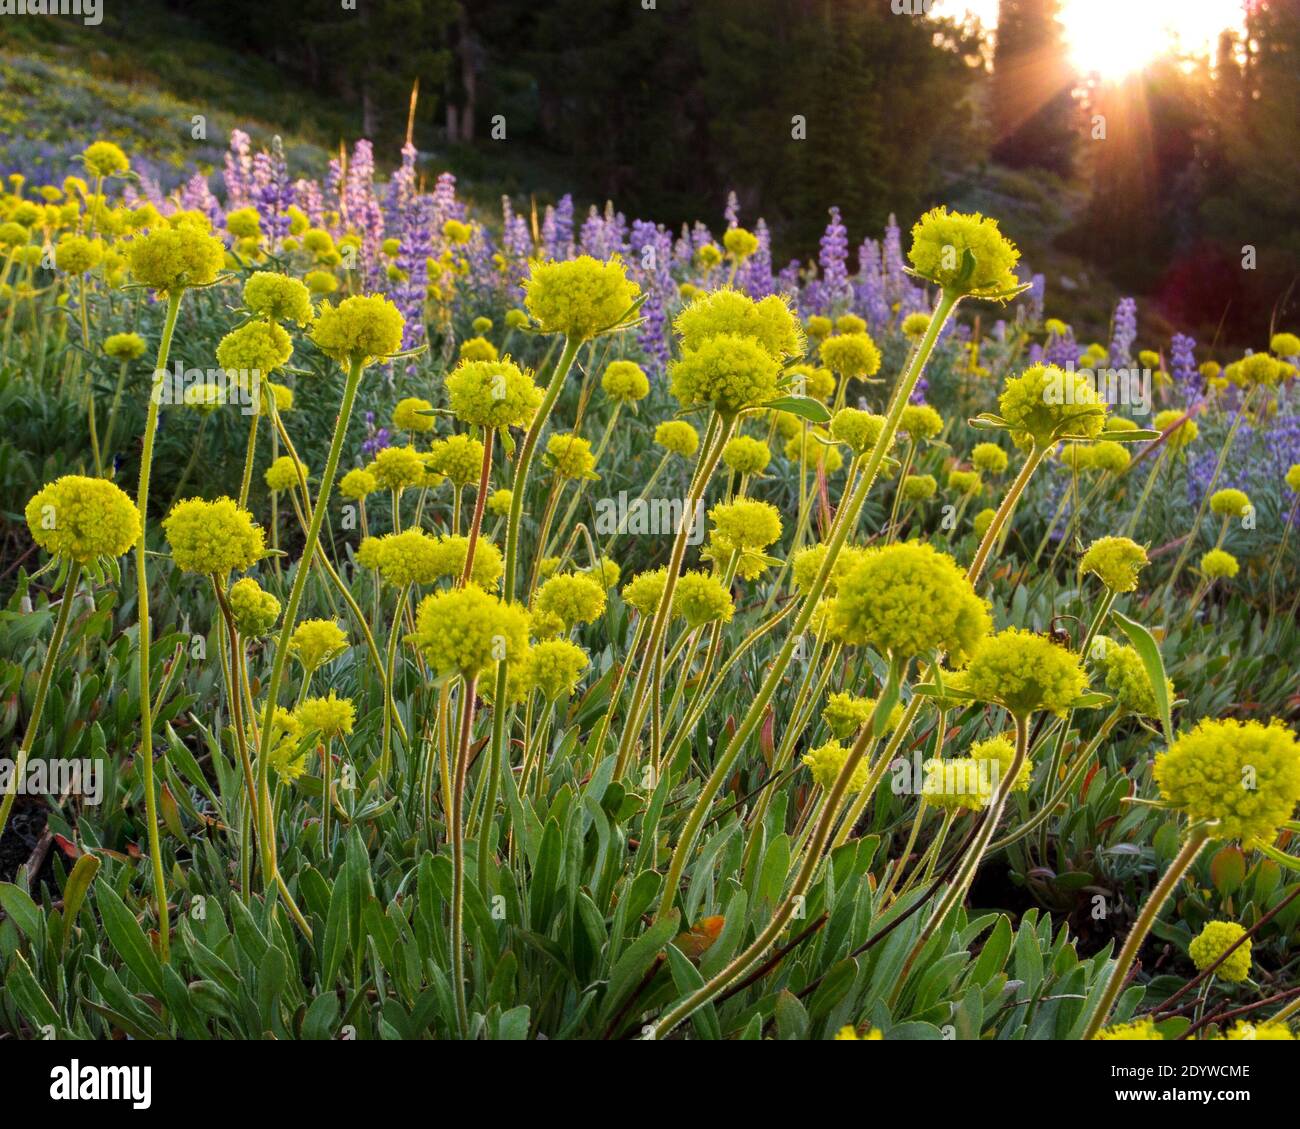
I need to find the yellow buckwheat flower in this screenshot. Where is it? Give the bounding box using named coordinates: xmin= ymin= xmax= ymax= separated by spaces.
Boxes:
xmin=674 ymin=288 xmax=803 ymax=361
xmin=674 ymin=570 xmax=734 ymax=627
xmin=971 ymin=442 xmax=1009 ymax=475
xmin=723 ymin=227 xmax=759 ymax=259
xmin=962 ymin=627 xmax=1089 ymax=717
xmin=1200 ymin=549 xmax=1239 ymax=581
xmin=655 ymin=420 xmax=699 ymax=457
xmin=670 ymin=333 xmax=782 ymax=415
xmin=243 ymin=271 xmax=313 ymax=326
xmin=82 ymin=140 xmax=130 ymax=177
xmin=803 ymin=739 xmax=868 ymax=792
xmin=523 ymin=255 xmax=639 ymax=341
xmin=1080 ymin=536 xmax=1149 ymax=593
xmin=1154 ymin=408 xmax=1197 ymax=450
xmin=311 ymin=294 xmax=404 ymax=366
xmin=820 ymin=332 xmax=882 ymax=379
xmin=1188 ymin=921 xmax=1251 ymax=983
xmin=296 ymin=690 xmax=356 ymax=739
xmin=216 ymin=319 xmax=293 ymax=376
xmin=830 ymin=543 xmax=988 ymax=661
xmin=524 ymin=639 xmax=589 ymax=701
xmin=622 ymin=568 xmax=670 ymax=617
xmin=907 ymin=206 xmax=1021 ymax=298
xmin=447 ymin=358 xmax=542 ymax=429
xmin=227 ymin=577 xmax=280 ymax=636
xmin=265 ymin=454 xmax=306 ymax=493
xmin=393 ymin=396 xmax=435 ymax=433
xmin=1209 ymin=488 xmax=1251 ymax=518
xmin=126 ymin=224 xmax=225 ymax=294
xmin=722 ymin=435 xmax=771 ymax=475
xmin=535 ymin=572 xmax=606 ymax=628
xmin=289 ymin=619 xmax=349 ymax=672
xmin=999 ymin=363 xmax=1107 ymax=449
xmin=339 ymin=467 xmax=378 ymax=500
xmin=1091 ymin=640 xmax=1170 ymax=719
xmin=163 ymin=497 xmax=265 ymax=573
xmin=428 ymin=434 xmax=484 ymax=487
xmin=1095 ymin=1018 xmax=1164 ymax=1041
xmin=830 ymin=409 xmax=887 ymax=456
xmin=1154 ymin=718 xmax=1300 ymax=845
xmin=900 ymin=403 xmax=944 ymax=442
xmin=372 ymin=445 xmax=427 ymax=491
xmin=413 ymin=586 xmax=529 ymax=677
xmin=55 ymin=234 xmax=103 ymax=274
xmin=901 ymin=473 xmax=937 ymax=502
xmin=601 ymin=359 xmax=650 ymax=402
xmin=1223 ymin=1021 xmax=1294 ymax=1041
xmin=103 ymin=332 xmax=146 ymax=360
xmin=25 ymin=476 xmax=141 ymax=563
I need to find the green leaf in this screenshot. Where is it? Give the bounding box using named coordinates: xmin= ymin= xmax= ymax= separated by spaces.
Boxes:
xmin=302 ymin=990 xmax=340 ymax=1040
xmin=0 ymin=883 xmax=42 ymax=944
xmin=6 ymin=951 xmax=60 ymax=1032
xmin=1109 ymin=609 xmax=1173 ymax=744
xmin=601 ymin=910 xmax=678 ymax=1027
xmin=59 ymin=853 xmax=100 ymax=954
xmin=96 ymin=885 xmax=166 ymax=999
xmin=764 ymin=395 xmax=832 ymax=424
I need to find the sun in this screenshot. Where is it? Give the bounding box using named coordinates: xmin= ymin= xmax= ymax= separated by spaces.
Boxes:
xmin=1057 ymin=0 xmax=1240 ymax=82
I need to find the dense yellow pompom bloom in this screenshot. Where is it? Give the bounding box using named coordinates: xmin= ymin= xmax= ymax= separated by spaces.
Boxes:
xmin=820 ymin=332 xmax=882 ymax=379
xmin=805 ymin=315 xmax=833 ymax=340
xmin=356 ymin=536 xmax=384 ymax=569
xmin=310 ymin=294 xmax=404 ymax=366
xmin=621 ymin=567 xmax=669 ymax=616
xmin=962 ymin=628 xmax=1088 ymax=717
xmin=289 ymin=619 xmax=348 ymax=672
xmin=1090 ymin=440 xmax=1130 ymax=473
xmin=163 ymin=497 xmax=265 ymax=574
xmin=834 ymin=1025 xmax=883 ymax=1041
xmin=722 ymin=435 xmax=771 ymax=474
xmin=1200 ymin=549 xmax=1239 ymax=581
xmin=901 ymin=312 xmax=931 ymax=339
xmin=791 ymin=543 xmax=869 ymax=596
xmin=228 ymin=577 xmax=280 ymax=636
xmin=525 ymin=639 xmax=589 ymax=701
xmin=972 ymin=733 xmax=1032 ymax=794
xmin=1154 ymin=408 xmax=1198 ymax=450
xmin=339 ymin=467 xmax=378 ymax=500
xmin=1091 ymin=640 xmax=1170 ymax=718
xmin=447 ymin=358 xmax=542 ymax=429
xmin=971 ymin=442 xmax=1009 ymax=475
xmin=1154 ymin=718 xmax=1300 ymax=845
xmin=601 ymin=359 xmax=650 ymax=402
xmin=25 ymin=475 xmax=141 ymax=563
xmin=723 ymin=226 xmax=759 ymax=259
xmin=708 ymin=499 xmax=782 ymax=553
xmin=1270 ymin=332 xmax=1300 ymax=357
xmin=907 ymin=206 xmax=1021 ymax=298
xmin=585 ymin=558 xmax=621 ymax=589
xmin=900 ymin=403 xmax=944 ymax=442
xmin=1223 ymin=1021 xmax=1294 ymax=1041
xmin=103 ymin=331 xmax=146 ymax=360
xmin=82 ymin=140 xmax=130 ymax=177
xmin=546 ymin=432 xmax=598 ymax=479
xmin=264 ymin=454 xmax=306 ymax=493
xmin=265 ymin=382 xmax=293 ymax=416
xmin=243 ymin=271 xmax=313 ymax=326
xmin=373 ymin=531 xmax=445 ymax=586
xmin=391 ymin=396 xmax=434 ymax=433
xmin=1095 ymin=1018 xmax=1165 ymax=1041
xmin=487 ymin=488 xmax=513 ymax=516
xmin=1188 ymin=921 xmax=1251 ymax=982
xmin=216 ymin=319 xmax=293 ymax=375
xmin=459 ymin=336 xmax=498 ymax=363
xmin=999 ymin=364 xmax=1106 ymax=449
xmin=523 ymin=255 xmax=639 ymax=340
xmin=674 ymin=570 xmax=734 ymax=627
xmin=803 ymin=740 xmax=868 ymax=792
xmin=921 ymin=757 xmax=989 ymax=811
xmin=830 ymin=543 xmax=989 ymax=661
xmin=695 ymin=243 xmax=722 ymax=270
xmin=822 ymin=692 xmax=902 ymax=740
xmin=972 ymin=508 xmax=996 ymax=539
xmin=225 ymin=207 xmax=262 ymax=239
xmin=789 ymin=363 xmax=836 ymax=402
xmin=55 ymin=234 xmax=103 ymax=274
xmin=433 ymin=534 xmax=504 ymax=590
xmin=829 ymin=409 xmax=887 ymax=456
xmin=1209 ymin=488 xmax=1251 ymax=518
xmin=305 ymin=269 xmax=338 ymax=295
xmin=429 ymin=434 xmax=484 ymax=487
xmin=901 ymin=473 xmax=937 ymax=502
xmin=1080 ymin=536 xmax=1149 ymax=593
xmin=0 ymin=221 xmax=29 ymax=247
xmin=1234 ymin=351 xmax=1286 ymax=387
xmin=264 ymin=707 xmax=306 ymax=780
xmin=654 ymin=420 xmax=699 ymax=457
xmin=674 ymin=289 xmax=803 ymax=361
xmin=183 ymin=383 xmax=226 ymax=413
xmin=413 ymin=585 xmax=530 ymax=676
xmin=295 ymin=690 xmax=356 ymax=740
xmin=126 ymin=224 xmax=225 ymax=294
xmin=835 ymin=314 xmax=866 ymax=334
xmin=1287 ymin=464 xmax=1300 ymax=493
xmin=371 ymin=445 xmax=427 ymax=491
xmin=947 ymin=470 xmax=981 ymax=496
xmin=535 ymin=572 xmax=606 ymax=628
xmin=442 ymin=219 xmax=472 ymax=244
xmin=670 ymin=333 xmax=782 ymax=415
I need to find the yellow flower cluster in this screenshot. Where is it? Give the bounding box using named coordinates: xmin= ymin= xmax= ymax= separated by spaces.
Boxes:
xmin=413 ymin=585 xmax=529 ymax=677
xmin=1188 ymin=920 xmax=1251 ymax=982
xmin=962 ymin=628 xmax=1088 ymax=717
xmin=164 ymin=497 xmax=265 ymax=574
xmin=25 ymin=475 xmax=141 ymax=563
xmin=446 ymin=358 xmax=542 ymax=429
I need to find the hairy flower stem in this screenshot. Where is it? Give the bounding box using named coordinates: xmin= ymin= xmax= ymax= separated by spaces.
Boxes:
xmin=460 ymin=428 xmax=494 ymax=586
xmin=255 ymin=355 xmax=365 ymax=928
xmin=134 ymin=289 xmax=183 ymax=961
xmin=613 ymin=413 xmax=732 ymax=779
xmin=450 ymin=673 xmax=479 ymax=1038
xmin=0 ymin=562 xmax=81 ymax=844
xmin=1082 ymin=827 xmax=1210 ymax=1039
xmin=969 ymin=444 xmax=1049 ymax=585
xmin=379 ymin=586 xmax=409 ymax=783
xmin=888 ymin=713 xmax=1031 ymax=1008
xmin=652 ymin=288 xmax=960 ymax=929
